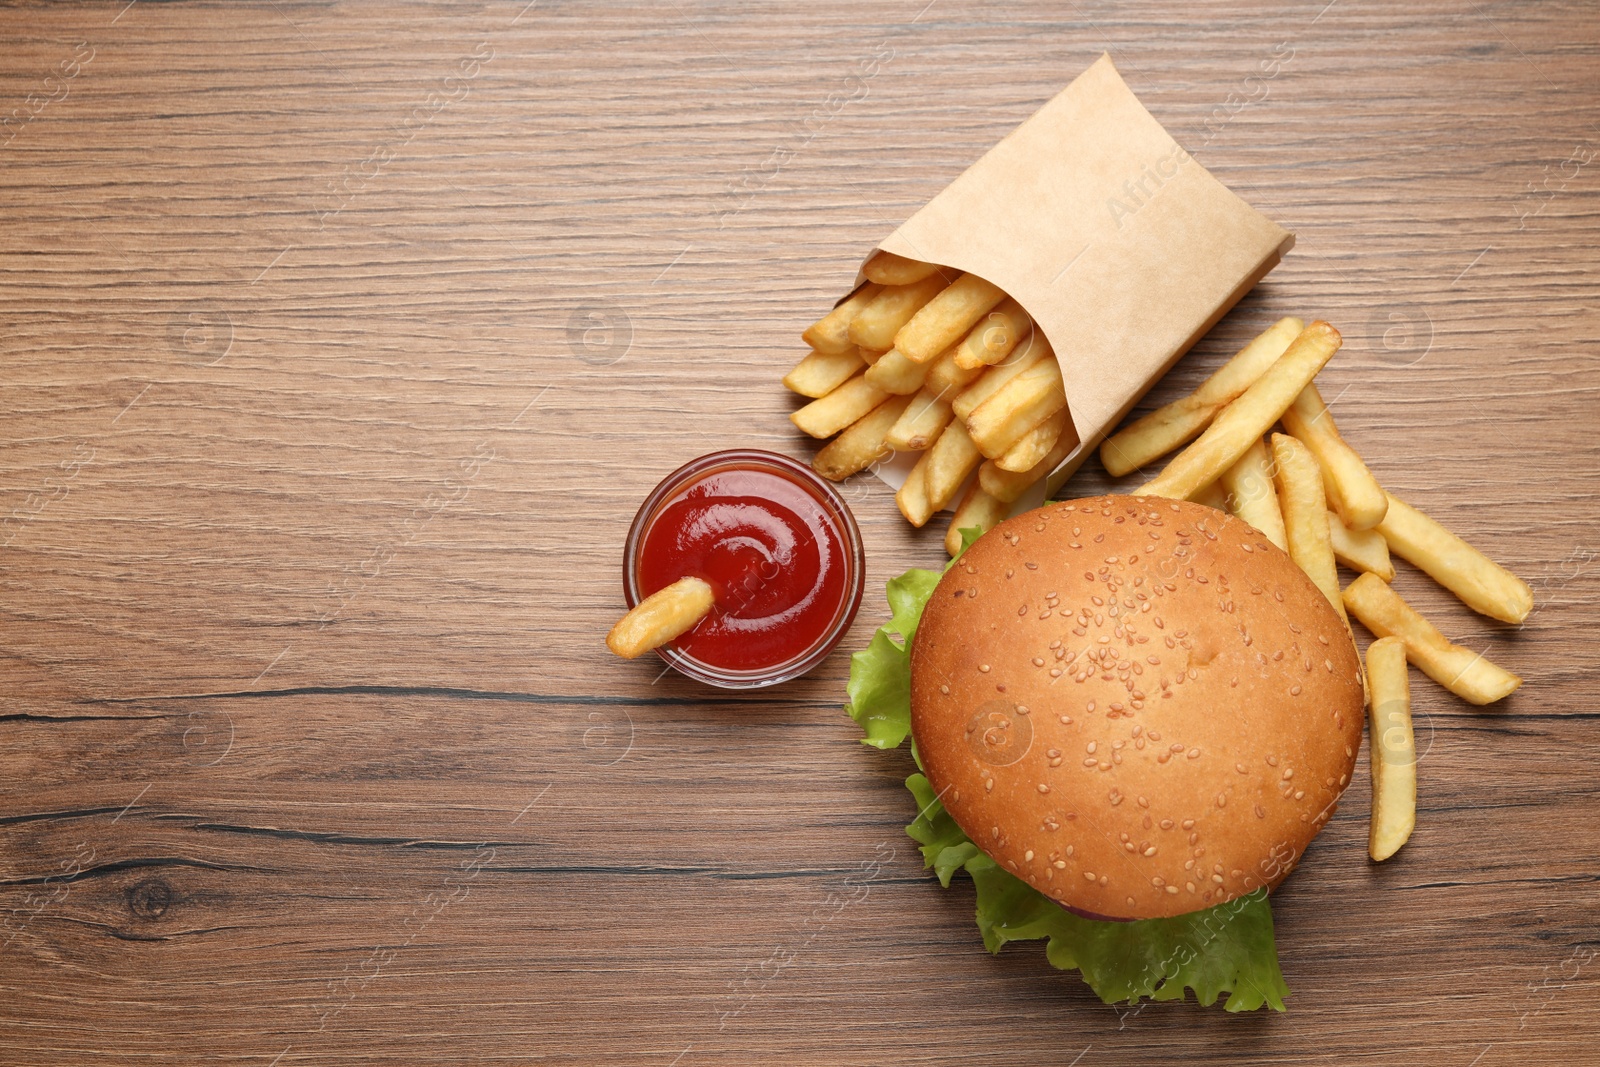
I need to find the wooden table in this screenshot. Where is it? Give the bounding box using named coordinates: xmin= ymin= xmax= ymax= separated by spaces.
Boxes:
xmin=3 ymin=2 xmax=1596 ymax=1062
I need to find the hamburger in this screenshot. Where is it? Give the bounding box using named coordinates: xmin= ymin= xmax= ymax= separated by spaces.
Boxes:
xmin=847 ymin=494 xmax=1364 ymax=1011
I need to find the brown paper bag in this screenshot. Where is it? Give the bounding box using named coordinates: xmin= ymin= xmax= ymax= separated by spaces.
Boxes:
xmin=867 ymin=54 xmax=1293 ymax=502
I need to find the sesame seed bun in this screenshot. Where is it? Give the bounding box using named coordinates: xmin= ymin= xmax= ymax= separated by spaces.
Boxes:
xmin=910 ymin=495 xmax=1364 ymax=921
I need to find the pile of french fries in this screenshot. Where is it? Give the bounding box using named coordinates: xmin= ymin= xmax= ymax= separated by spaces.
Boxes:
xmin=1102 ymin=315 xmax=1532 ymax=862
xmin=785 ymin=251 xmax=1078 ymax=557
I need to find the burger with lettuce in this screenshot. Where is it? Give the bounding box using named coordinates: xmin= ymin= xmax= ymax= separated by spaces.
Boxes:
xmin=847 ymin=494 xmax=1364 ymax=1011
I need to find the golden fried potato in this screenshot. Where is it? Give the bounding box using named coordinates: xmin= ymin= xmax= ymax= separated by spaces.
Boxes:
xmin=1376 ymin=493 xmax=1533 ymax=624
xmin=801 ymin=282 xmax=882 ymax=355
xmin=811 ymin=395 xmax=913 ymax=481
xmin=1365 ymin=636 xmax=1416 ymax=862
xmin=1342 ymin=572 xmax=1522 ymax=705
xmin=607 ymin=577 xmax=714 ymax=659
xmin=1099 ymin=317 xmax=1303 ymax=477
xmin=895 ymin=273 xmax=1007 ymax=362
xmin=1139 ymin=321 xmax=1341 ymax=500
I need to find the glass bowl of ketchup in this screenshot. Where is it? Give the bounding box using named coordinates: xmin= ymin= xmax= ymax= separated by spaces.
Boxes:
xmin=623 ymin=449 xmax=866 ymax=689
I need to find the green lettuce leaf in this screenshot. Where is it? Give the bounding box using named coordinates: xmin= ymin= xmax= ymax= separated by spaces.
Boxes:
xmin=844 ymin=528 xmax=981 ymax=750
xmin=848 ymin=536 xmax=1291 ymax=1012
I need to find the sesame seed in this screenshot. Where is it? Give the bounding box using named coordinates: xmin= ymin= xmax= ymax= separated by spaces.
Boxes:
xmin=940 ymin=684 xmax=950 ymax=695
xmin=1143 ymin=846 xmax=1157 ymax=857
xmin=1187 ymin=748 xmax=1201 ymax=760
xmin=1055 ymin=860 xmax=1067 ymax=869
xmin=1037 ymin=784 xmax=1050 ymax=794
xmin=1083 ymin=871 xmax=1096 ymax=881
xmin=979 ymin=664 xmax=990 ymax=673
xmin=1181 ymin=819 xmax=1194 ymax=829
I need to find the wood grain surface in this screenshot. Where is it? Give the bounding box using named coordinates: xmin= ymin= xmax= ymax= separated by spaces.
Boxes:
xmin=2 ymin=1 xmax=1597 ymax=1063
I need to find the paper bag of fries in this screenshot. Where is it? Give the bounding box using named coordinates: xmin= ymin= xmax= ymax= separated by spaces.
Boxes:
xmin=787 ymin=54 xmax=1294 ymax=552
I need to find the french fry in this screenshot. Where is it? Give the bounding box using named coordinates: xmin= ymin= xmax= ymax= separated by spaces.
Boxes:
xmin=864 ymin=348 xmax=930 ymax=395
xmin=1365 ymin=636 xmax=1416 ymax=862
xmin=967 ymin=355 xmax=1066 ymax=460
xmin=1342 ymin=572 xmax=1522 ymax=705
xmin=978 ymin=417 xmax=1079 ymax=503
xmin=1139 ymin=321 xmax=1341 ymax=500
xmin=953 ymin=298 xmax=1034 ymax=370
xmin=886 ymin=387 xmax=954 ymax=451
xmin=1280 ymin=382 xmax=1388 ymax=530
xmin=923 ymin=419 xmax=983 ymax=513
xmin=811 ymin=395 xmax=913 ymax=481
xmin=1219 ymin=436 xmax=1287 ymax=550
xmin=847 ymin=275 xmax=946 ymax=352
xmin=925 ymin=341 xmax=986 ymax=396
xmin=995 ymin=408 xmax=1066 ymax=473
xmin=858 ymin=347 xmax=889 ymax=366
xmin=945 ymin=484 xmax=1008 ymax=556
xmin=782 ymin=346 xmax=866 ymax=399
xmin=1099 ymin=317 xmax=1303 ymax=477
xmin=953 ymin=343 xmax=1043 ymax=422
xmin=894 ymin=272 xmax=1008 ymax=362
xmin=607 ymin=577 xmax=714 ymax=659
xmin=1193 ymin=481 xmax=1229 ymax=512
xmin=1271 ymin=433 xmax=1346 ymax=625
xmin=1375 ymin=493 xmax=1533 ymax=624
xmin=802 ymin=282 xmax=882 ymax=355
xmin=895 ymin=455 xmax=935 ymax=527
xmin=790 ymin=373 xmax=891 ymax=438
xmin=1329 ymin=509 xmax=1395 ymax=580
xmin=862 ymin=250 xmax=941 ymax=286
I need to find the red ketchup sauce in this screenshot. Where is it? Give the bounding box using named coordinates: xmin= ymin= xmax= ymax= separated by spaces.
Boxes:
xmin=635 ymin=464 xmax=849 ymax=673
